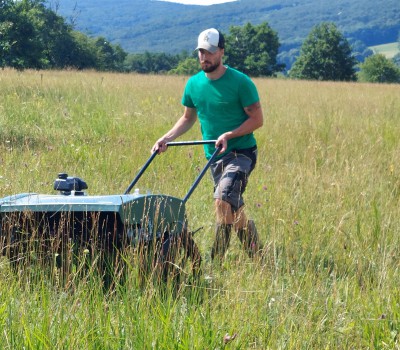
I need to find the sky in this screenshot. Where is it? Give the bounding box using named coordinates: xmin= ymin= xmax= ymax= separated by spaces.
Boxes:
xmin=156 ymin=0 xmax=237 ymax=5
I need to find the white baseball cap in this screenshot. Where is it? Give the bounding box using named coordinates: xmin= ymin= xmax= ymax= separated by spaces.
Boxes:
xmin=196 ymin=28 xmax=225 ymax=53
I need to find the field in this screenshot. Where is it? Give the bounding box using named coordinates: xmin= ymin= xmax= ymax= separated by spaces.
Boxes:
xmin=0 ymin=69 xmax=399 ymax=349
xmin=370 ymin=42 xmax=400 ymax=59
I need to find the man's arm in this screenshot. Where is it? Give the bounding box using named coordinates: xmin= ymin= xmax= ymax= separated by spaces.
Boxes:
xmin=216 ymin=101 xmax=264 ymax=153
xmin=151 ymin=107 xmax=197 ymax=153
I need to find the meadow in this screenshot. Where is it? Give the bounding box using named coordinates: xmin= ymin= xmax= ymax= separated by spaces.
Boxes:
xmin=0 ymin=68 xmax=399 ymax=349
xmin=370 ymin=42 xmax=400 ymax=59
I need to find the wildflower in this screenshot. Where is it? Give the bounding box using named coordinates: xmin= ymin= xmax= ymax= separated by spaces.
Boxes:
xmin=268 ymin=297 xmax=276 ymax=308
xmin=223 ymin=333 xmax=237 ymax=344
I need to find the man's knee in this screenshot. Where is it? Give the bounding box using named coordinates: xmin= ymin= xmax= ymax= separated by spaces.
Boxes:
xmin=215 ymin=198 xmax=231 ymax=209
xmin=215 ymin=199 xmax=234 ymax=224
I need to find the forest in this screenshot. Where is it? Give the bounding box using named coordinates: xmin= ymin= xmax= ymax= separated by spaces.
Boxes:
xmin=1 ymin=0 xmax=400 ymax=82
xmin=55 ymin=0 xmax=400 ymax=68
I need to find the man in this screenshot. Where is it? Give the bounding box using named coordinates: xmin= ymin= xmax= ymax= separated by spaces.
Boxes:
xmin=152 ymin=28 xmax=264 ymax=261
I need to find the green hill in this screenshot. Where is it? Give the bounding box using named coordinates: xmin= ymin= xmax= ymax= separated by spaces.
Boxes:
xmin=56 ymin=0 xmax=399 ymax=64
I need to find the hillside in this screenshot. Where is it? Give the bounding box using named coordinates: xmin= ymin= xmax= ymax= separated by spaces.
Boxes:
xmin=55 ymin=0 xmax=400 ymax=59
xmin=370 ymin=42 xmax=400 ymax=59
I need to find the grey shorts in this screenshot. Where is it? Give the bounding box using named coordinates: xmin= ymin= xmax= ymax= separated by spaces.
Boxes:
xmin=210 ymin=146 xmax=257 ymax=211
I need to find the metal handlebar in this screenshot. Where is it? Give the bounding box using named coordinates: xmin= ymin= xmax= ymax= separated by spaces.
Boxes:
xmin=124 ymin=140 xmax=220 ymax=199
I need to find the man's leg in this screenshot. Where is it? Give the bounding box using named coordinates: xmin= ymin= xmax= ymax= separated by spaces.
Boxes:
xmin=210 ymin=148 xmax=258 ymax=261
xmin=211 ymin=200 xmax=262 ymax=260
xmin=211 ymin=199 xmax=233 ymax=261
xmin=234 ymin=206 xmax=262 ymax=258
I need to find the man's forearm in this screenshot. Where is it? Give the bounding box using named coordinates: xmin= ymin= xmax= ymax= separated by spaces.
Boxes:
xmin=163 ymin=115 xmax=197 ymax=141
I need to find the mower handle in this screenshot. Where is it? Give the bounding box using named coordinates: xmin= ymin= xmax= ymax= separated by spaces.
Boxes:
xmin=124 ymin=140 xmax=221 ymax=202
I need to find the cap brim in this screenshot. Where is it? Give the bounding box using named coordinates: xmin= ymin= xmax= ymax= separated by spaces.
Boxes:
xmin=195 ymin=43 xmax=218 ymax=53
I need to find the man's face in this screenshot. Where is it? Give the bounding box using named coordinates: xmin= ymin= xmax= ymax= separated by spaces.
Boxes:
xmin=198 ymin=48 xmax=224 ymax=73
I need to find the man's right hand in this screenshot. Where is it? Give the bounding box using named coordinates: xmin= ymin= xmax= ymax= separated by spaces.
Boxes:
xmin=151 ymin=107 xmax=197 ymax=154
xmin=151 ymin=138 xmax=169 ymax=154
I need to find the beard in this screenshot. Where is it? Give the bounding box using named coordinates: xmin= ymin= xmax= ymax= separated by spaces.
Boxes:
xmin=201 ymin=60 xmax=221 ymax=73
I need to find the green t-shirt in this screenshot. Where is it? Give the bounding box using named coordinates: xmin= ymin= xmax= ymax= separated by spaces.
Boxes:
xmin=182 ymin=66 xmax=260 ymax=159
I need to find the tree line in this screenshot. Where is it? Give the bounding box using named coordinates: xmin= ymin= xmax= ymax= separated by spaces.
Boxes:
xmin=1 ymin=0 xmax=399 ymax=83
xmin=0 ymin=0 xmax=127 ymax=71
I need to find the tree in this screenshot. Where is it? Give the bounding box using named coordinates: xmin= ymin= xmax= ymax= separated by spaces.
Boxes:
xmin=0 ymin=0 xmax=15 ymax=68
xmin=0 ymin=0 xmax=128 ymax=71
xmin=168 ymin=57 xmax=199 ymax=76
xmin=351 ymin=39 xmax=373 ymax=63
xmin=94 ymin=37 xmax=127 ymax=71
xmin=69 ymin=31 xmax=98 ymax=69
xmin=37 ymin=6 xmax=77 ymax=68
xmin=125 ymin=52 xmax=181 ymax=74
xmin=0 ymin=21 xmax=14 ymax=68
xmin=0 ymin=0 xmax=75 ymax=69
xmin=393 ymin=53 xmax=400 ymax=67
xmin=1 ymin=0 xmax=47 ymax=69
xmin=224 ymin=22 xmax=284 ymax=77
xmin=289 ymin=22 xmax=357 ymax=81
xmin=358 ymin=54 xmax=400 ymax=83
xmin=393 ymin=34 xmax=400 ymax=67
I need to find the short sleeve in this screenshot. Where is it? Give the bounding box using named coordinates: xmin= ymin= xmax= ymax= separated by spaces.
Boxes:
xmin=239 ymin=75 xmax=260 ymax=108
xmin=181 ymin=78 xmax=196 ymax=108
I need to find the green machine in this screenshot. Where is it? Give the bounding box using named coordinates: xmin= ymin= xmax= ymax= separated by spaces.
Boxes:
xmin=0 ymin=141 xmax=220 ymax=286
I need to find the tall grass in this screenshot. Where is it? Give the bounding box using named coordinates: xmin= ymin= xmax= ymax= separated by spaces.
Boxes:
xmin=0 ymin=68 xmax=399 ymax=349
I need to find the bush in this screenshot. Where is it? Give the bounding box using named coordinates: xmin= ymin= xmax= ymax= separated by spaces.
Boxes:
xmin=358 ymin=54 xmax=400 ymax=83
